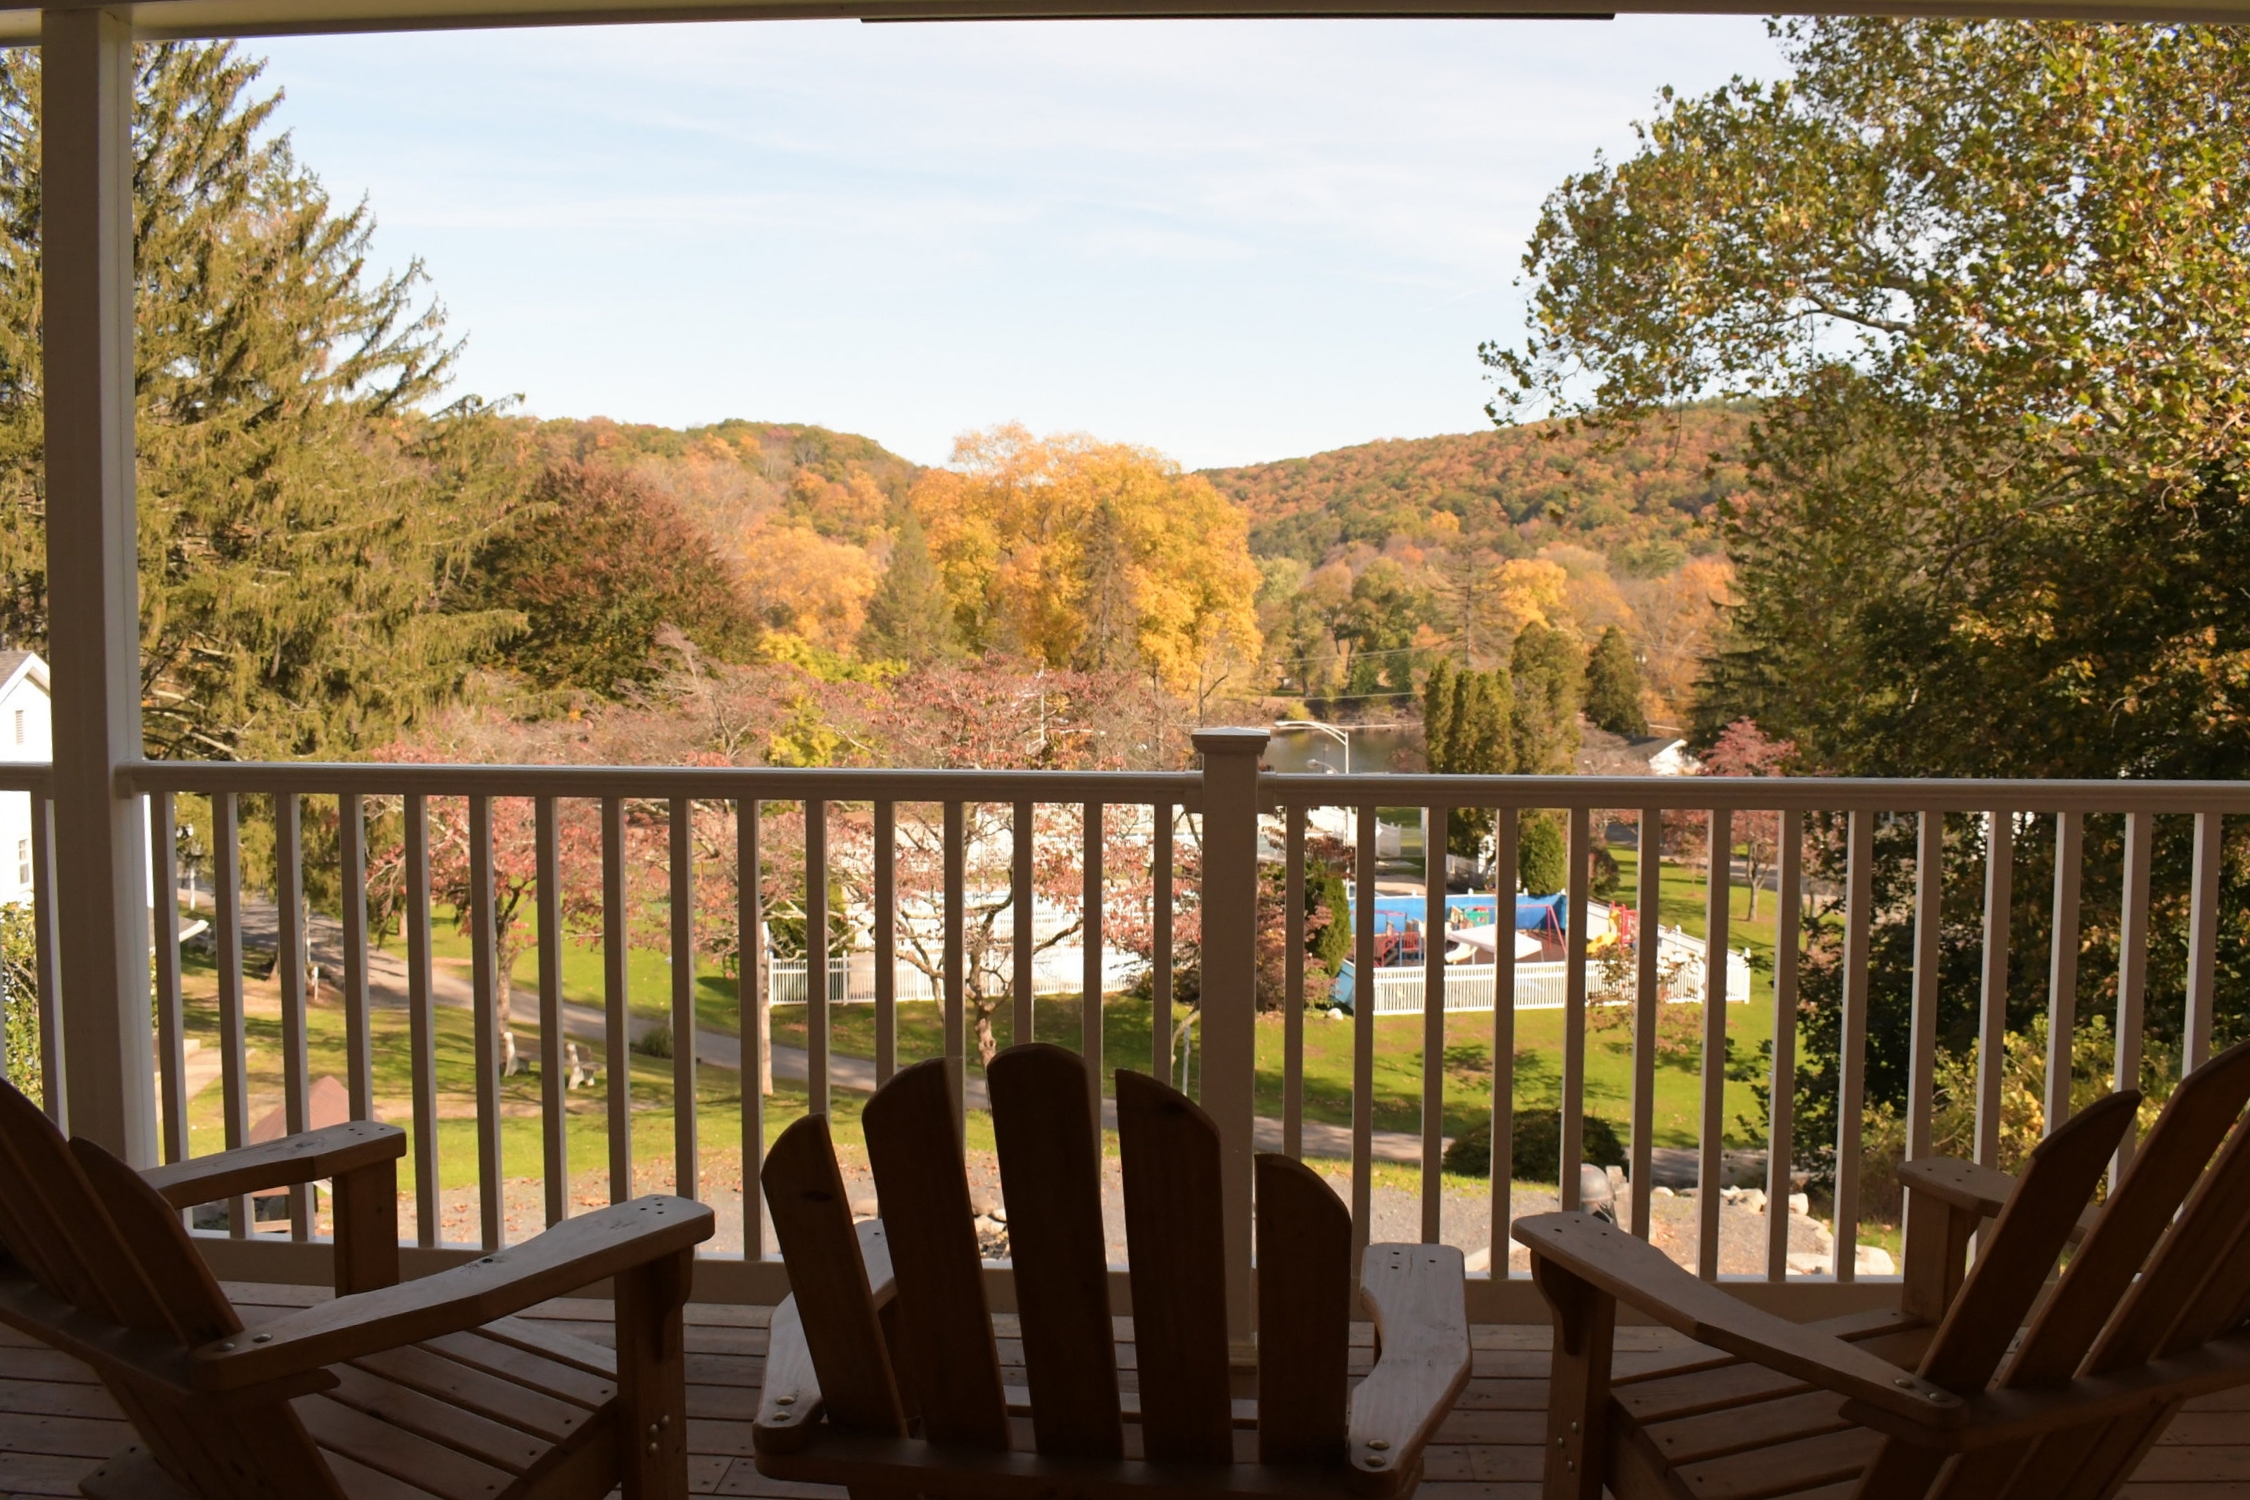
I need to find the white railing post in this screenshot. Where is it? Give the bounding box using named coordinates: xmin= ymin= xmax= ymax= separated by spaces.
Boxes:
xmin=1193 ymin=728 xmax=1267 ymax=1356
xmin=41 ymin=8 xmax=156 ymax=1163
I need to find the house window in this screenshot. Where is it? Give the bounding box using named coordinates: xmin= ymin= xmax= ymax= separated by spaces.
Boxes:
xmin=16 ymin=839 xmax=27 ymax=888
xmin=10 ymin=710 xmax=20 ymax=746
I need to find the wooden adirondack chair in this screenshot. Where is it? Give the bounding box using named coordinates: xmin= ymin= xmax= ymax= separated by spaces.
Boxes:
xmin=754 ymin=1042 xmax=1472 ymax=1500
xmin=1514 ymin=1033 xmax=2250 ymax=1500
xmin=0 ymin=1079 xmax=714 ymax=1500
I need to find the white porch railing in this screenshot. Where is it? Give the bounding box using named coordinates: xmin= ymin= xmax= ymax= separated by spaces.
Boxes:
xmin=5 ymin=743 xmax=2244 ymax=1319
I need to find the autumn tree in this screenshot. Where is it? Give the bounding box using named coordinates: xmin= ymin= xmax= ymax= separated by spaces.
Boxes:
xmin=1489 ymin=17 xmax=2250 ymax=1154
xmin=1584 ymin=626 xmax=1648 ymax=737
xmin=463 ymin=461 xmax=760 ymax=697
xmin=0 ymin=43 xmax=520 ymax=761
xmin=912 ymin=426 xmax=1262 ymax=695
xmin=1697 ymin=718 xmax=1794 ymax=919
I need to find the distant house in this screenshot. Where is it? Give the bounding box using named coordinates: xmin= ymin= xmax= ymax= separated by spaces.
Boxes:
xmin=1575 ymin=724 xmax=1699 ymax=777
xmin=0 ymin=654 xmax=169 ymax=926
xmin=0 ymin=652 xmax=50 ymax=906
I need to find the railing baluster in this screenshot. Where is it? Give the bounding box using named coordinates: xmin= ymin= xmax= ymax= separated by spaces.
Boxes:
xmin=405 ymin=793 xmax=438 ymax=1246
xmin=213 ymin=793 xmax=249 ymax=1234
xmin=807 ymin=799 xmax=831 ymax=1119
xmin=602 ymin=796 xmax=631 ymax=1203
xmin=1975 ymin=810 xmax=2014 ymax=1167
xmin=2186 ymin=811 xmax=2221 ymax=1074
xmin=1352 ymin=805 xmax=1376 ymax=1262
xmin=275 ymin=791 xmax=312 ymax=1239
xmin=468 ymin=795 xmax=503 ymax=1250
xmin=1562 ymin=806 xmax=1592 ymax=1216
xmin=149 ymin=792 xmax=185 ymax=1164
xmin=874 ymin=799 xmax=896 ymax=1084
xmin=2046 ymin=810 xmax=2083 ymax=1132
xmin=1283 ymin=804 xmax=1306 ymax=1158
xmin=1697 ymin=806 xmax=1729 ymax=1280
xmin=1012 ymin=799 xmax=1033 ymax=1049
xmin=1833 ymin=809 xmax=1874 ymax=1281
xmin=536 ymin=797 xmax=566 ymax=1227
xmin=941 ymin=801 xmax=964 ymax=1121
xmin=1907 ymin=812 xmax=1943 ymax=1161
xmin=669 ymin=796 xmax=697 ymax=1203
xmin=1421 ymin=803 xmax=1448 ymax=1244
xmin=25 ymin=793 xmax=58 ymax=1127
xmin=2115 ymin=810 xmax=2153 ymax=1180
xmin=339 ymin=793 xmax=372 ymax=1123
xmin=1490 ymin=808 xmax=1518 ymax=1277
xmin=1154 ymin=804 xmax=1173 ymax=1083
xmin=1766 ymin=810 xmax=1801 ymax=1280
xmin=740 ymin=798 xmax=765 ymax=1256
xmin=1083 ymin=801 xmax=1104 ymax=1125
xmin=1631 ymin=805 xmax=1660 ymax=1243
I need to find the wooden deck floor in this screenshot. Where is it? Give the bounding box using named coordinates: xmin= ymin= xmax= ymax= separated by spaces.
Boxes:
xmin=0 ymin=1283 xmax=2243 ymax=1498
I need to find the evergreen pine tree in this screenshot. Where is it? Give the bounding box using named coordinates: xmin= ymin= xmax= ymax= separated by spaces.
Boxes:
xmin=859 ymin=509 xmax=957 ymax=664
xmin=0 ymin=42 xmax=519 ymax=760
xmin=1517 ymin=812 xmax=1568 ymax=896
xmin=1510 ymin=623 xmax=1585 ymax=774
xmin=1584 ymin=625 xmax=1649 ymax=736
xmin=1421 ymin=658 xmax=1457 ymax=771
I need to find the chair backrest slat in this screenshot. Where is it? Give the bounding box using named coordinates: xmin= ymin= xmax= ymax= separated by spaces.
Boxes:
xmin=1255 ymin=1153 xmax=1350 ymax=1466
xmin=862 ymin=1059 xmax=1010 ymax=1450
xmin=989 ymin=1044 xmax=1124 ymax=1460
xmin=1934 ymin=1045 xmax=2250 ymax=1500
xmin=0 ymin=1082 xmax=339 ymax=1500
xmin=1117 ymin=1068 xmax=1233 ymax=1466
xmin=1858 ymin=1090 xmax=2137 ymax=1500
xmin=762 ymin=1114 xmax=907 ymax=1438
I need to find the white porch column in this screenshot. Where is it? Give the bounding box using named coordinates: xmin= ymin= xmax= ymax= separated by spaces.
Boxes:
xmin=1192 ymin=727 xmax=1267 ymax=1354
xmin=42 ymin=9 xmax=155 ymax=1162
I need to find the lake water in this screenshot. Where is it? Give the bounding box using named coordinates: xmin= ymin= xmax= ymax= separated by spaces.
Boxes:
xmin=1263 ymin=722 xmax=1421 ymax=777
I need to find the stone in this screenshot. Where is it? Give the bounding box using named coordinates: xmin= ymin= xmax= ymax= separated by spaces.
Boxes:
xmin=1855 ymin=1244 xmax=1896 ymax=1276
xmin=1652 ymin=1185 xmax=1674 ymax=1198
xmin=847 ymin=1195 xmax=879 ymax=1220
xmin=1789 ymin=1192 xmax=1810 ymax=1216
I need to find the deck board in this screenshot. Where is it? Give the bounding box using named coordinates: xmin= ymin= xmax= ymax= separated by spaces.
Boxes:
xmin=0 ymin=1285 xmax=2243 ymax=1497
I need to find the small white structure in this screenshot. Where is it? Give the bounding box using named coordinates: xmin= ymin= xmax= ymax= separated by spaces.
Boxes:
xmin=0 ymin=652 xmax=50 ymax=906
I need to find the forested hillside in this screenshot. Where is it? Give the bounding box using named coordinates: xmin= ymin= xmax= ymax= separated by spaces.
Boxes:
xmin=1202 ymin=408 xmax=1746 ymax=722
xmin=1205 ymin=403 xmax=1749 ymax=568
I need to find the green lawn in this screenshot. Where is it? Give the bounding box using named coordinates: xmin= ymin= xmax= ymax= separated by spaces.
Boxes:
xmin=272 ymin=849 xmax=1788 ymax=1193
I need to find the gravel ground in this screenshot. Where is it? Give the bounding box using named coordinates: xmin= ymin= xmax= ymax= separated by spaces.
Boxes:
xmin=413 ymin=1148 xmax=1864 ymax=1279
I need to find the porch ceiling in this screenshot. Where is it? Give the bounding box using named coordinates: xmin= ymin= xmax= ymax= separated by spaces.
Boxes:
xmin=3 ymin=0 xmax=2246 ymax=44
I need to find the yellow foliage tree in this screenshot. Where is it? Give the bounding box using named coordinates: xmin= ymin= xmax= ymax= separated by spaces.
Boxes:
xmin=911 ymin=425 xmax=1263 ymax=693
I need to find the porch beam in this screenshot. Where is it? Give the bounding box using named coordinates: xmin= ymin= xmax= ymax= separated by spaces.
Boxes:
xmin=41 ymin=6 xmax=156 ymax=1163
xmin=3 ymin=0 xmax=2247 ymax=46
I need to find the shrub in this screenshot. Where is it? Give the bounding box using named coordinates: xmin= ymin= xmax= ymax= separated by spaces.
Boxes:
xmin=632 ymin=1024 xmax=674 ymax=1060
xmin=1442 ymin=1108 xmax=1626 ymax=1182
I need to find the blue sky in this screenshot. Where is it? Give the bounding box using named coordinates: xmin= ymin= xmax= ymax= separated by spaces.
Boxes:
xmin=258 ymin=15 xmax=1780 ymax=470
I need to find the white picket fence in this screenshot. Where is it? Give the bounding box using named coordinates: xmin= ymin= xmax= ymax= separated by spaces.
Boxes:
xmin=1361 ymin=947 xmax=1753 ymax=1015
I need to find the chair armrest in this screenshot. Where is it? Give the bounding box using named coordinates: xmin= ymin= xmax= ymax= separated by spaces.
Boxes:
xmin=0 ymin=1268 xmax=340 ymax=1404
xmin=1512 ymin=1213 xmax=1964 ymax=1430
xmin=189 ymin=1196 xmax=712 ymax=1391
xmin=1899 ymin=1157 xmax=2098 ymax=1244
xmin=141 ymin=1122 xmax=404 ymax=1208
xmin=1347 ymin=1243 xmax=1470 ymax=1493
xmin=757 ymin=1219 xmax=896 ymax=1451
xmin=1842 ymin=1328 xmax=2250 ymax=1452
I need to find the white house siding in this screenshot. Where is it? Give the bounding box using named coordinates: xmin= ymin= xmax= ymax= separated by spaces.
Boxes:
xmin=0 ymin=653 xmax=50 ymax=907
